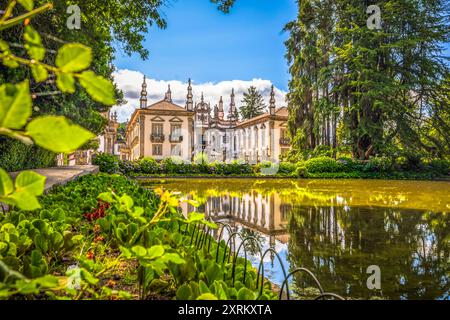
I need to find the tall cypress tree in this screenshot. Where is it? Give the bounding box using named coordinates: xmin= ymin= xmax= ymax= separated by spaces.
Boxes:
xmin=285 ymin=0 xmax=450 ymax=160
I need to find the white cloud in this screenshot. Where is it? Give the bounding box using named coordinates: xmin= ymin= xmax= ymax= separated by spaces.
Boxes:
xmin=111 ymin=69 xmax=287 ymax=122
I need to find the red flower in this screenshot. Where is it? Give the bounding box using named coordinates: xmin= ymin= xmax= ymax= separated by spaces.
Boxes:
xmin=94 ymin=236 xmax=104 ymax=243
xmin=86 ymin=251 xmax=95 ymax=260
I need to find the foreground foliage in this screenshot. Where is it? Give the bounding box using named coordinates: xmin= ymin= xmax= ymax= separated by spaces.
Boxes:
xmin=0 ymin=174 xmax=276 ymax=300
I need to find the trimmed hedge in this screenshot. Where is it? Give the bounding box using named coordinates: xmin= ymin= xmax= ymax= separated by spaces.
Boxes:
xmin=0 ymin=136 xmax=56 ymax=172
xmin=92 ymin=154 xmax=449 ymax=180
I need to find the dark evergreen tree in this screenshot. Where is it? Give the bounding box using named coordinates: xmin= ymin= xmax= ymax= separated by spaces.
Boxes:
xmin=240 ymin=86 xmax=267 ymax=120
xmin=285 ymin=0 xmax=450 ymax=160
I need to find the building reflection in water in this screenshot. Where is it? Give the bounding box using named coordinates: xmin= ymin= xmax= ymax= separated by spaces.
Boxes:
xmin=146 ymin=179 xmax=449 ymax=300
xmin=180 ymin=191 xmax=291 ymax=247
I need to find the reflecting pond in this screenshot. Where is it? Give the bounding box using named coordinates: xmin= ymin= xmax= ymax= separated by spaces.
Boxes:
xmin=141 ymin=179 xmax=450 ymax=300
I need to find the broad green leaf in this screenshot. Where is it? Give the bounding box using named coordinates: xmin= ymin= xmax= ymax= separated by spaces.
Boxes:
xmin=161 ymin=253 xmax=185 ymax=264
xmin=78 ymin=71 xmax=116 ymax=106
xmin=0 ymin=169 xmax=13 ymax=196
xmin=56 ymin=73 xmax=75 ymax=93
xmin=34 ymin=275 xmax=60 ymax=288
xmin=56 ymin=44 xmax=92 ymax=73
xmin=18 ymin=0 xmax=34 ymax=11
xmin=119 ymin=194 xmax=134 ymax=211
xmin=98 ymin=192 xmax=114 ymax=203
xmin=0 ymin=40 xmax=9 ymax=51
xmin=199 ymin=280 xmax=210 ymax=294
xmin=146 ymin=245 xmax=165 ymax=260
xmin=31 ymin=64 xmax=48 ymax=83
xmin=176 ymin=284 xmax=192 ymax=300
xmin=24 ymin=26 xmax=45 ymax=61
xmin=26 ymin=116 xmax=95 ymax=153
xmin=197 ymin=293 xmax=218 ymax=300
xmin=0 ymin=81 xmax=32 ymax=129
xmin=205 ymin=263 xmax=222 ymax=283
xmin=9 ymin=190 xmax=41 ymax=211
xmin=15 ymin=280 xmax=39 ymax=295
xmin=15 ymin=171 xmax=45 ymax=196
xmin=131 ymin=245 xmax=147 ymax=258
xmin=187 ymin=212 xmax=206 ymax=222
xmin=2 ymin=58 xmax=19 ymax=69
xmin=80 ymin=269 xmax=99 ymax=285
xmin=119 ymin=246 xmax=132 ymax=259
xmin=237 ymin=287 xmax=256 ymax=300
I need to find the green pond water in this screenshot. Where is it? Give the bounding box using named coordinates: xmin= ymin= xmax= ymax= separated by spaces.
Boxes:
xmin=141 ymin=178 xmax=450 ymax=300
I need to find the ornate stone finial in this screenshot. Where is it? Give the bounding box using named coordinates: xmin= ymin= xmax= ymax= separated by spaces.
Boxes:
xmin=269 ymin=85 xmax=276 ymax=115
xmin=228 ymin=88 xmax=237 ymax=121
xmin=164 ymin=84 xmax=172 ymax=102
xmin=140 ymin=75 xmax=148 ymax=109
xmin=186 ymin=78 xmax=193 ymax=111
xmin=201 ymin=92 xmax=204 ymax=103
xmin=218 ymin=96 xmax=224 ymax=120
xmin=213 ymin=104 xmax=219 ymax=119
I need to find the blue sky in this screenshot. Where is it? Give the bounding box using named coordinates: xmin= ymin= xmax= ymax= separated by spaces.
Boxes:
xmin=113 ymin=0 xmax=297 ymax=91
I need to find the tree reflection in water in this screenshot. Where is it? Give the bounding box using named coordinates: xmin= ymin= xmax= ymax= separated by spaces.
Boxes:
xmin=142 ymin=179 xmax=450 ymax=300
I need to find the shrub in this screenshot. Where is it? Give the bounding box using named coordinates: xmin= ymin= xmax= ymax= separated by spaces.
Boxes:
xmin=234 ymin=161 xmax=253 ymax=175
xmin=0 ymin=136 xmax=56 ymax=172
xmin=363 ymin=156 xmax=394 ymax=172
xmin=138 ymin=157 xmax=159 ymax=174
xmin=428 ymin=159 xmax=450 ymax=175
xmin=295 ymin=163 xmax=307 ymax=178
xmin=310 ymin=145 xmax=333 ymax=158
xmin=119 ymin=160 xmax=138 ymax=175
xmin=278 ymin=162 xmax=296 ymax=175
xmin=305 ymin=157 xmax=342 ymax=173
xmin=92 ymin=153 xmax=120 ymax=174
xmin=193 ymin=152 xmax=209 ymax=165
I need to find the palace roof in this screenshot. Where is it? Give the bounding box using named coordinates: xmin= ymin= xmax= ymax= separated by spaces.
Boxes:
xmin=236 ymin=107 xmax=288 ymax=128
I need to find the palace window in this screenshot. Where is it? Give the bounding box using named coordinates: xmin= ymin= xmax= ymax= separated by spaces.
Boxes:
xmin=152 ymin=144 xmax=163 ymax=156
xmin=171 ymin=144 xmax=182 ymax=156
xmin=170 ymin=124 xmax=182 ymax=142
xmin=152 ymin=123 xmax=163 ymax=135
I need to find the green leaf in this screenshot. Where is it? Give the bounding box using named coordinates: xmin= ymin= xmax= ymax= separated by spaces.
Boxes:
xmin=0 ymin=81 xmax=32 ymax=129
xmin=176 ymin=284 xmax=192 ymax=300
xmin=237 ymin=287 xmax=256 ymax=300
xmin=8 ymin=191 xmax=40 ymax=211
xmin=56 ymin=44 xmax=92 ymax=73
xmin=26 ymin=116 xmax=95 ymax=153
xmin=80 ymin=269 xmax=99 ymax=285
xmin=131 ymin=245 xmax=147 ymax=258
xmin=15 ymin=171 xmax=45 ymax=196
xmin=119 ymin=194 xmax=134 ymax=211
xmin=34 ymin=275 xmax=59 ymax=288
xmin=197 ymin=293 xmax=218 ymax=300
xmin=205 ymin=263 xmax=222 ymax=284
xmin=24 ymin=26 xmax=45 ymax=61
xmin=146 ymin=245 xmax=165 ymax=260
xmin=98 ymin=192 xmax=114 ymax=203
xmin=2 ymin=58 xmax=19 ymax=69
xmin=0 ymin=40 xmax=9 ymax=51
xmin=56 ymin=73 xmax=75 ymax=93
xmin=199 ymin=280 xmax=210 ymax=294
xmin=0 ymin=169 xmax=13 ymax=196
xmin=18 ymin=0 xmax=34 ymax=11
xmin=31 ymin=65 xmax=48 ymax=83
xmin=78 ymin=71 xmax=116 ymax=106
xmin=161 ymin=253 xmax=185 ymax=264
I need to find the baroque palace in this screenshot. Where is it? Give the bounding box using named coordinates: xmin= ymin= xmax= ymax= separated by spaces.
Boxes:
xmin=120 ymin=77 xmax=291 ymax=163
